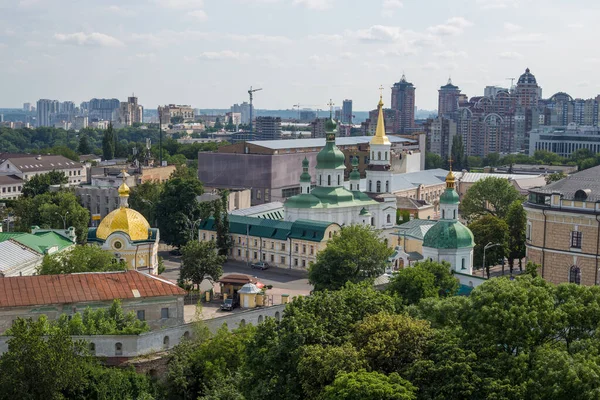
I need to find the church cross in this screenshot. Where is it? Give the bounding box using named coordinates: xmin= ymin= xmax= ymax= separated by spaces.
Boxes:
xmin=328 ymin=99 xmax=335 ymax=119
xmin=379 ymin=85 xmax=384 ymax=98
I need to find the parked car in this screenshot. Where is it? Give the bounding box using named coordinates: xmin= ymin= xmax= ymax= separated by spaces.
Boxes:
xmin=251 ymin=261 xmax=271 ymax=270
xmin=220 ymin=298 xmax=239 ymax=311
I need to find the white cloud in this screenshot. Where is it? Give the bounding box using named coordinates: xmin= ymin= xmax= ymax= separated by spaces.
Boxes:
xmin=155 ymin=0 xmax=204 ymax=9
xmin=340 ymin=52 xmax=357 ymax=60
xmin=307 ymin=34 xmax=345 ymax=45
xmin=382 ymin=0 xmax=402 ymax=17
xmin=504 ymin=22 xmax=522 ymax=32
xmin=198 ymin=50 xmax=249 ymax=60
xmin=228 ymin=34 xmax=290 ymax=44
xmin=422 ymin=62 xmax=440 ymax=70
xmin=54 ymin=32 xmax=125 ymax=47
xmin=434 ymin=50 xmax=468 ymax=58
xmin=568 ymin=23 xmax=584 ymax=29
xmin=0 ymin=43 xmax=7 ymax=49
xmin=427 ymin=17 xmax=473 ymax=36
xmin=476 ymin=0 xmax=518 ymax=9
xmin=187 ymin=9 xmax=208 ymax=21
xmin=505 ymin=32 xmax=545 ymax=43
xmin=105 ymin=5 xmax=135 ymax=16
xmin=362 ymin=62 xmax=391 ymax=71
xmin=499 ymin=51 xmax=523 ymax=59
xmin=132 ymin=30 xmax=211 ymax=46
xmin=292 ymin=0 xmax=333 ymax=10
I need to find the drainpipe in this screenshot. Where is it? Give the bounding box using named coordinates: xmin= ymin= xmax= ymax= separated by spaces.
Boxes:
xmin=289 ymin=238 xmax=292 ymax=270
xmin=541 ymin=209 xmax=548 ymax=278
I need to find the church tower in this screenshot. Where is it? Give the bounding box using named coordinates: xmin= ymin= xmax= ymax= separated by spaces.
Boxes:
xmin=300 ymin=157 xmax=312 ymax=195
xmin=315 ymin=120 xmax=346 ymax=188
xmin=366 ymin=94 xmax=393 ymax=194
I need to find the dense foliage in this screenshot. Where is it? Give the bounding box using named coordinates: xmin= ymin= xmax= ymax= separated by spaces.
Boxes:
xmin=308 ymin=225 xmax=394 ymax=291
xmin=21 ymin=170 xmax=68 ymax=198
xmin=38 ymin=244 xmax=127 ymax=275
xmin=180 ymin=240 xmax=226 ymax=289
xmin=460 ymin=176 xmax=523 ymax=222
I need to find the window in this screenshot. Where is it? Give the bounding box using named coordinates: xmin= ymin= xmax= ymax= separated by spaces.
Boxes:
xmin=385 ymin=152 xmax=388 ymax=160
xmin=262 ymin=253 xmax=266 ymax=260
xmin=161 ymin=307 xmax=169 ymax=319
xmin=281 ymin=256 xmax=286 ymax=264
xmin=256 ymin=190 xmax=261 ymax=200
xmin=385 ymin=181 xmax=389 ymax=192
xmin=115 ymin=342 xmax=123 ymax=356
xmin=281 ymin=243 xmax=286 ymax=251
xmin=294 ymin=258 xmax=298 ymax=266
xmin=302 ymin=260 xmax=306 ymax=267
xmin=376 ymin=181 xmax=381 ymax=192
xmin=319 ymin=175 xmax=322 ymax=185
xmin=163 ymin=336 xmax=170 ymax=349
xmin=387 ymin=214 xmax=391 ymax=224
xmin=89 ymin=343 xmax=96 ymax=355
xmin=571 ymin=231 xmax=583 ymax=249
xmin=303 ymin=245 xmax=306 ymax=254
xmin=295 ymin=244 xmax=299 ymax=253
xmin=378 ymin=151 xmax=381 ymax=160
xmin=271 ymin=241 xmax=274 ymax=249
xmin=328 ymin=175 xmax=331 ymax=186
xmin=237 ymin=249 xmax=241 ymax=256
xmin=329 ymin=231 xmax=332 ymax=238
xmin=461 ymin=258 xmax=466 ymax=270
xmin=203 ymin=233 xmax=207 ymax=240
xmin=371 ymin=217 xmax=375 ymax=226
xmin=270 ymin=254 xmax=275 ymax=262
xmin=369 ymin=180 xmax=372 ymax=192
xmin=310 ymin=246 xmax=314 ymax=255
xmin=569 ymin=265 xmax=581 ymax=285
xmin=254 ymin=239 xmax=257 ymax=246
xmin=253 ymin=251 xmax=257 ymax=259
xmin=137 ymin=310 xmax=145 ymax=321
xmin=337 ymin=175 xmax=340 ymax=186
xmin=526 ymin=223 xmax=532 ymax=241
xmin=237 ymin=236 xmax=241 ymax=243
xmin=442 ymin=210 xmax=445 ymax=219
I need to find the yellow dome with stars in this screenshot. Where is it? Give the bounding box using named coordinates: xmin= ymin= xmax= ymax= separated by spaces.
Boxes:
xmin=96 ymin=170 xmax=151 ymax=241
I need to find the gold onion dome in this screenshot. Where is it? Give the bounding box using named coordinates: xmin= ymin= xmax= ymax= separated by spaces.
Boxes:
xmin=118 ymin=182 xmax=130 ymax=196
xmin=96 ymin=208 xmax=151 ymax=241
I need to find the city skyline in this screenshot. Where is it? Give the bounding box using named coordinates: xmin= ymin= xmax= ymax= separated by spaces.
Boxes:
xmin=1 ymin=0 xmax=600 ymax=110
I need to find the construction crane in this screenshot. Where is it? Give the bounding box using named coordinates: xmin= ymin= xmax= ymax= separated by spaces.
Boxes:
xmin=248 ymin=86 xmax=262 ymax=132
xmin=506 ymin=77 xmax=516 ymax=90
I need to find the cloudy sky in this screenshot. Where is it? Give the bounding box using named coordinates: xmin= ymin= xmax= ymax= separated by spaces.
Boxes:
xmin=1 ymin=0 xmax=599 ymax=110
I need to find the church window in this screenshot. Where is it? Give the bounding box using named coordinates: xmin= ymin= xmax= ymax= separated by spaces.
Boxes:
xmin=329 ymin=231 xmax=332 ymax=239
xmin=569 ymin=266 xmax=581 ymax=285
xmin=350 ymin=184 xmax=353 ymax=190
xmin=442 ymin=210 xmax=445 ymax=219
xmin=376 ymin=181 xmax=381 ymax=192
xmin=378 ymin=151 xmax=381 ymax=160
xmin=300 ymin=187 xmax=303 ymax=194
xmin=454 ymin=210 xmax=456 ymax=219
xmin=319 ymin=175 xmax=322 ymax=185
xmin=371 ymin=217 xmax=375 ymax=226
xmin=328 ymin=175 xmax=331 ymax=186
xmin=369 ymin=180 xmax=372 ymax=191
xmin=337 ymin=175 xmax=340 ymax=186
xmin=461 ymin=258 xmax=466 ymax=270
xmin=113 ymin=241 xmax=122 ymax=250
xmin=387 ymin=214 xmax=391 ymax=224
xmin=385 ymin=152 xmax=388 ymax=160
xmin=385 ymin=181 xmax=389 ymax=192
xmin=115 ymin=343 xmax=123 ymax=356
xmin=372 ymin=151 xmax=374 ymax=160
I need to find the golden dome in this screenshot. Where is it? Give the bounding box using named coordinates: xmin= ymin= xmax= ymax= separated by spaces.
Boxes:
xmin=118 ymin=182 xmax=130 ymax=196
xmin=96 ymin=207 xmax=151 ymax=241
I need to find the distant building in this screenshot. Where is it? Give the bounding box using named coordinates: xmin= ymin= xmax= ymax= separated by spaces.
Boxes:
xmin=484 ymin=86 xmax=509 ymax=99
xmin=438 ymin=79 xmax=461 ymax=119
xmin=311 ymin=117 xmax=328 ymax=138
xmin=0 ymin=154 xmax=86 ymax=186
xmin=299 ymin=110 xmax=317 ymax=122
xmin=23 ymin=103 xmax=32 ymax=112
xmin=515 ymin=68 xmax=541 ymax=108
xmin=36 ymin=99 xmax=59 ymax=127
xmin=425 ymin=117 xmax=457 ymax=161
xmin=231 ymin=102 xmax=253 ymax=125
xmin=525 ymin=165 xmax=600 ymax=286
xmin=88 ymin=98 xmax=120 ymax=122
xmin=342 ymin=99 xmax=353 ymax=124
xmin=158 ymin=104 xmax=194 ymax=127
xmin=0 ymin=175 xmax=23 ymax=200
xmin=255 ymin=116 xmax=282 ymax=141
xmin=60 ymin=101 xmax=75 ymax=115
xmin=72 ymin=115 xmax=88 ymax=130
xmin=116 ymin=96 xmax=143 ymax=128
xmin=528 ymin=124 xmax=600 ymax=157
xmin=391 ymin=74 xmax=416 ymax=133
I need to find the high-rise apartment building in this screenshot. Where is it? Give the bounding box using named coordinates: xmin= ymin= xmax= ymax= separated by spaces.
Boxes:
xmin=60 ymin=101 xmax=75 ymax=115
xmin=255 ymin=117 xmax=282 ymax=141
xmin=311 ymin=118 xmax=328 ymax=138
xmin=116 ymin=96 xmax=143 ymax=127
xmin=231 ymin=102 xmax=253 ymax=125
xmin=438 ymin=79 xmax=461 ymax=119
xmin=342 ymin=99 xmax=353 ymax=124
xmin=88 ymin=98 xmax=120 ymax=121
xmin=425 ymin=117 xmax=457 ymax=161
xmin=484 ymin=86 xmax=509 ymax=99
xmin=158 ymin=104 xmax=194 ymax=127
xmin=36 ymin=99 xmax=59 ymax=127
xmin=390 ymin=74 xmax=416 ymax=133
xmin=515 ymin=68 xmax=541 ymax=108
xmin=23 ymin=103 xmax=32 ymax=112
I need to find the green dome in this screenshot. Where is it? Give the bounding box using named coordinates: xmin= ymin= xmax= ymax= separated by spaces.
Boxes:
xmin=285 ymin=193 xmax=322 ymax=209
xmin=300 ymin=171 xmax=311 ymax=183
xmin=439 ymin=188 xmax=460 ymax=204
xmin=325 ymin=118 xmax=337 ymax=132
xmin=350 ymin=169 xmax=361 ymax=181
xmin=302 ymin=157 xmax=309 ymax=168
xmin=316 ymin=141 xmax=346 ymax=170
xmin=423 ymin=220 xmax=474 ymax=249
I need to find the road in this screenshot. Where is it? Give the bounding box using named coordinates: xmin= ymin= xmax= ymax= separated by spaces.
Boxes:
xmin=159 ymin=251 xmax=312 ymax=293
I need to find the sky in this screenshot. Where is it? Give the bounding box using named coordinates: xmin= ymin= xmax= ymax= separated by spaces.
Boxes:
xmin=1 ymin=0 xmax=600 ymax=111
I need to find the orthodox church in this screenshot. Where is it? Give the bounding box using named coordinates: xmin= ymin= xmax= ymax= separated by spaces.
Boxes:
xmin=87 ymin=172 xmax=160 ymax=274
xmin=284 ymin=95 xmax=397 ymax=230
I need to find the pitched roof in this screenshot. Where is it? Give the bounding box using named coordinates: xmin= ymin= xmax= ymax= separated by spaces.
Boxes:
xmin=0 ymin=174 xmax=23 ymax=185
xmin=457 ymin=172 xmax=542 ymax=183
xmin=530 ymin=165 xmax=600 ymax=201
xmin=388 ymin=169 xmax=449 ymax=192
xmin=0 ymin=241 xmax=41 ymax=274
xmin=0 ymin=231 xmax=74 ymax=255
xmin=2 ymin=155 xmax=81 ymax=172
xmin=396 ymin=219 xmax=437 ymax=241
xmin=0 ymin=270 xmax=186 ymax=308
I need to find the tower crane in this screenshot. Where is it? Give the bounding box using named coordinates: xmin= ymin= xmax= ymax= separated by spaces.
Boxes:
xmin=506 ymin=78 xmax=516 ymax=90
xmin=248 ymin=86 xmax=262 ymax=132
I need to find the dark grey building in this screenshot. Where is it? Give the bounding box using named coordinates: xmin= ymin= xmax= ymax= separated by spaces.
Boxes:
xmin=342 ymin=99 xmax=353 ymax=124
xmin=255 ymin=117 xmax=282 ymax=141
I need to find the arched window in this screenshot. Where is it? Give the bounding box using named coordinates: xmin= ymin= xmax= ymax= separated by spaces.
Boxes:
xmin=239 ymin=319 xmax=246 ymax=327
xmin=183 ymin=331 xmax=190 ymax=340
xmin=569 ymin=265 xmax=581 ymax=285
xmin=461 ymin=258 xmax=466 ymax=270
xmin=385 ymin=181 xmax=389 ymax=193
xmin=378 ymin=151 xmax=381 ymax=160
xmin=376 ymin=181 xmax=381 ymax=192
xmin=163 ymin=336 xmax=170 ymax=349
xmin=350 ymin=184 xmax=353 ymax=190
xmin=387 ymin=214 xmax=391 ymax=224
xmin=372 ymin=151 xmax=375 ymax=160
xmin=369 ymin=180 xmax=372 ymax=191
xmin=371 ymin=217 xmax=375 ymax=226
xmin=454 ymin=210 xmax=456 ymax=219
xmin=89 ymin=342 xmax=96 ymax=355
xmin=442 ymin=210 xmax=445 ymax=219
xmin=328 ymin=175 xmax=331 ymax=186
xmin=319 ymin=175 xmax=322 ymax=185
xmin=300 ymin=187 xmax=303 ymax=194
xmin=115 ymin=342 xmax=123 ymax=356
xmin=337 ymin=175 xmax=340 ymax=186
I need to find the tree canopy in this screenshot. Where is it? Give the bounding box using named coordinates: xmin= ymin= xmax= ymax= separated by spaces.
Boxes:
xmin=469 ymin=215 xmax=509 ymax=277
xmin=37 ymin=244 xmax=126 ymax=275
xmin=388 ymin=260 xmax=460 ymax=305
xmin=180 ymin=240 xmax=226 ymax=289
xmin=460 ymin=176 xmax=523 ymax=221
xmin=308 ymin=225 xmax=394 ymax=291
xmin=21 ymin=170 xmax=68 ymax=198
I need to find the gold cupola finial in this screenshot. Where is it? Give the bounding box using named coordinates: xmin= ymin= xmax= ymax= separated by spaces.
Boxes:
xmin=371 ymin=86 xmax=391 ymax=145
xmin=446 ymin=158 xmax=456 ymax=189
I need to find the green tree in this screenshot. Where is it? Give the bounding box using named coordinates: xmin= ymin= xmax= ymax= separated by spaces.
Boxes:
xmin=171 ymin=115 xmax=184 ymax=124
xmin=534 ymin=149 xmax=563 ymax=165
xmin=129 ymin=180 xmax=163 ymax=227
xmin=425 ymin=152 xmax=443 ymax=170
xmin=102 ymin=122 xmax=115 ymax=161
xmin=21 ymin=170 xmax=68 ymax=197
xmin=308 ymin=225 xmax=394 ymax=291
xmin=38 ymin=244 xmax=126 ymax=275
xmin=469 ymin=215 xmax=508 ymax=278
xmin=321 ymin=371 xmax=416 ymax=400
xmin=213 ymin=191 xmax=233 ymax=256
xmin=14 ymin=191 xmax=90 ymax=243
xmin=468 ymin=155 xmax=482 ymax=168
xmin=387 ymin=261 xmax=459 ymax=305
xmin=156 ymin=176 xmax=204 ymax=247
xmin=450 ymin=135 xmax=466 ymax=171
xmin=545 ymin=171 xmax=566 ymax=184
xmin=505 ymin=200 xmax=527 ymax=273
xmin=78 ymin=134 xmax=92 ymax=154
xmin=180 ymin=240 xmax=226 ymax=290
xmin=460 ymin=176 xmax=523 ymax=221
xmin=482 ymin=152 xmax=501 ymax=167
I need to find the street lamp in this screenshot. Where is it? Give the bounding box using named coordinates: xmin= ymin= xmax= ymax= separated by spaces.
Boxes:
xmin=482 ymin=242 xmax=502 ymax=277
xmin=56 ymin=211 xmax=69 ymax=230
xmin=182 ymin=215 xmax=202 ymax=241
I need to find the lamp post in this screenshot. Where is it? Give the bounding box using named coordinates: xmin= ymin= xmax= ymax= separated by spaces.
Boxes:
xmin=56 ymin=211 xmax=69 ymax=230
xmin=482 ymin=242 xmax=502 ymax=278
xmin=182 ymin=215 xmax=202 ymax=241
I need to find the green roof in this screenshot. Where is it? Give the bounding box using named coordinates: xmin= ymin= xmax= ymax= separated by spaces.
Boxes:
xmin=286 ymin=186 xmax=378 ymax=210
xmin=423 ymin=220 xmax=474 ymax=249
xmin=0 ymin=231 xmax=74 ymax=255
xmin=396 ymin=219 xmax=437 ymax=241
xmin=316 ymin=140 xmax=346 ymax=170
xmin=199 ymin=215 xmax=338 ymax=243
xmin=285 ymin=193 xmax=323 ymax=209
xmin=440 ymin=188 xmax=460 ymax=204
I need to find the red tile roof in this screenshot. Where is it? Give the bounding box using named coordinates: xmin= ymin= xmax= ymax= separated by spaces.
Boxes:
xmin=0 ymin=271 xmax=186 ymax=308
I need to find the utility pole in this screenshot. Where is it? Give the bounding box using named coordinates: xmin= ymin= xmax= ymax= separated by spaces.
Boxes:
xmin=158 ymin=106 xmax=163 ymax=166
